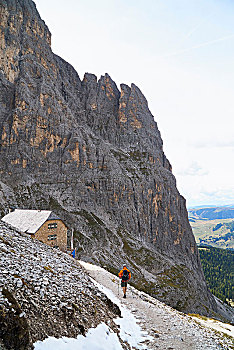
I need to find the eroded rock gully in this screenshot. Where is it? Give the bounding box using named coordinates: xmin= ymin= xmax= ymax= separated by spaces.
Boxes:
xmin=0 ymin=0 xmax=226 ymax=321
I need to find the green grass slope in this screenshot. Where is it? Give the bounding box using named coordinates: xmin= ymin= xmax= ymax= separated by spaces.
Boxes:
xmin=188 ymin=206 xmax=234 ymax=249
xmin=190 ymin=218 xmax=234 ymax=249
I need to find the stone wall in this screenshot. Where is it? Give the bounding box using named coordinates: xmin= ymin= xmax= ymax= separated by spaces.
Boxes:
xmin=34 ymin=219 xmax=67 ymax=251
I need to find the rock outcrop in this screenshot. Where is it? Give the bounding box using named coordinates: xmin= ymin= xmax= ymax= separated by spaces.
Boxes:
xmin=0 ymin=0 xmax=223 ymax=319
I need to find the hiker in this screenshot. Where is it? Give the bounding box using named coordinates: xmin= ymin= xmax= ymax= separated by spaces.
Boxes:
xmin=118 ymin=264 xmax=131 ymax=298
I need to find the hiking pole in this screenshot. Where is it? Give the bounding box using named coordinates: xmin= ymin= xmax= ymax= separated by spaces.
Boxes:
xmin=129 ymin=282 xmax=134 ymax=298
xmin=118 ymin=278 xmax=120 ymax=296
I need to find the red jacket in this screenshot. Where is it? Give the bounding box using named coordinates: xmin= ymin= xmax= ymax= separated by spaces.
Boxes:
xmin=118 ymin=267 xmax=131 ymax=281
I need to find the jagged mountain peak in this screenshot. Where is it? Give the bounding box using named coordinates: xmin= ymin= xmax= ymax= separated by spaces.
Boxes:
xmin=0 ymin=0 xmax=231 ymax=323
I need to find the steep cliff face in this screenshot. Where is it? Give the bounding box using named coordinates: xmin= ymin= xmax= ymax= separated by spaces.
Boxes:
xmin=0 ymin=0 xmax=219 ymax=317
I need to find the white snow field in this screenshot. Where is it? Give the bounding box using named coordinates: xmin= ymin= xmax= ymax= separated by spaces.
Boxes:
xmin=34 ymin=322 xmax=123 ymax=350
xmin=34 ymin=261 xmax=234 ymax=350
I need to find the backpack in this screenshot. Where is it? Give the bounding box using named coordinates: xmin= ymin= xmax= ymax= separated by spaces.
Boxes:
xmin=122 ymin=269 xmax=129 ymax=281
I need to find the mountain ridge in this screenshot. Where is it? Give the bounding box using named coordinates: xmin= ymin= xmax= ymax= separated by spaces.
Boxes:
xmin=0 ymin=0 xmax=227 ymax=319
xmin=189 ymin=206 xmax=234 ymax=221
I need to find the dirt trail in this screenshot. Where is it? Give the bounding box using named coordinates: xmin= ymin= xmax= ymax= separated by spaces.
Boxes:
xmin=79 ymin=261 xmax=233 ymax=350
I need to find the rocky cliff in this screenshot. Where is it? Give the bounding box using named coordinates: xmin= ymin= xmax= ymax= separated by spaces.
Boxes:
xmin=0 ymin=0 xmax=220 ymax=317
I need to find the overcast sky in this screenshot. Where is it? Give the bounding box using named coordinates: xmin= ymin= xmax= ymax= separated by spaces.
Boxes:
xmin=34 ymin=0 xmax=234 ymax=208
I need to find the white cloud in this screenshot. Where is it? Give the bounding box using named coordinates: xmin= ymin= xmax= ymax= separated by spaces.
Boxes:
xmin=160 ymin=33 xmax=234 ymax=59
xmin=178 ymin=162 xmax=209 ymax=176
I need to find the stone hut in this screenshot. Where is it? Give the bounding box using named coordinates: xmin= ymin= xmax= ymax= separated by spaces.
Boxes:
xmin=1 ymin=209 xmax=67 ymax=251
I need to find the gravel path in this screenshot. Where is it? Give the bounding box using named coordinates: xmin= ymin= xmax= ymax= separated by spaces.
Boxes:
xmin=79 ymin=261 xmax=233 ymax=350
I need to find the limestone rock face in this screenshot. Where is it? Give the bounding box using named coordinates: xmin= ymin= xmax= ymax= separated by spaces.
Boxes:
xmin=0 ymin=0 xmax=219 ymax=317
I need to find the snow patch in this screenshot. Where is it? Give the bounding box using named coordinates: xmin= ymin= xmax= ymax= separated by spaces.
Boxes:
xmin=34 ymin=322 xmax=123 ymax=350
xmin=34 ymin=261 xmax=152 ymax=350
xmin=79 ymin=261 xmax=103 ymax=272
xmin=90 ymin=277 xmax=152 ymax=349
xmin=80 ymin=261 xmax=153 ymax=349
xmin=33 ymin=260 xmax=233 ymax=350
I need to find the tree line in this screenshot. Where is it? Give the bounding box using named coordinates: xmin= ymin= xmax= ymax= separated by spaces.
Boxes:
xmin=198 ymin=246 xmax=233 ymax=305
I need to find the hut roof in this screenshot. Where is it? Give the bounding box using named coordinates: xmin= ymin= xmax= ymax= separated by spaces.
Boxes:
xmin=1 ymin=209 xmax=61 ymax=234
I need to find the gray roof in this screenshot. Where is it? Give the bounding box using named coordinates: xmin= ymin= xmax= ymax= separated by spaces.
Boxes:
xmin=1 ymin=209 xmax=61 ymax=234
xmin=48 ymin=212 xmax=61 ymax=221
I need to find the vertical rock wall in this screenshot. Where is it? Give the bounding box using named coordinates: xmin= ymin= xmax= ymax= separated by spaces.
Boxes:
xmin=0 ymin=0 xmax=218 ymax=316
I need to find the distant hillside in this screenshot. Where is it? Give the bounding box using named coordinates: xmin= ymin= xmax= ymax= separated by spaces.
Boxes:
xmin=198 ymin=246 xmax=234 ymax=306
xmin=190 ymin=218 xmax=234 ymax=250
xmin=188 ymin=206 xmax=234 ymax=250
xmin=189 ymin=206 xmax=234 ymax=221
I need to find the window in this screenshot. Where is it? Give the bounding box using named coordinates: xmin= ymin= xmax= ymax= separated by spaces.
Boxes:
xmin=48 ymin=223 xmax=57 ymax=229
xmin=48 ymin=234 xmax=57 ymax=241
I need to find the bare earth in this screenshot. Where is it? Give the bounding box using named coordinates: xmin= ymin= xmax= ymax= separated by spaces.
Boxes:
xmin=79 ymin=261 xmax=233 ymax=350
